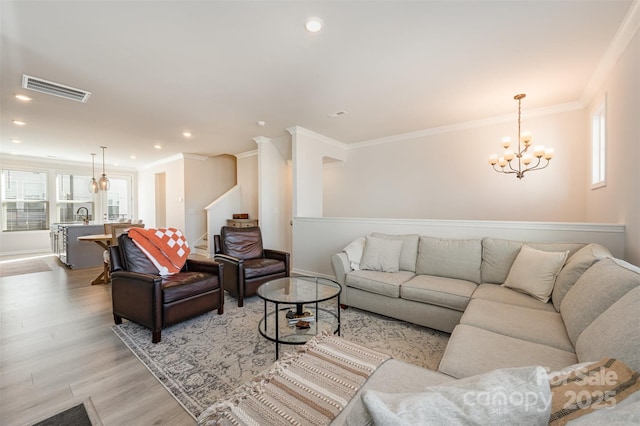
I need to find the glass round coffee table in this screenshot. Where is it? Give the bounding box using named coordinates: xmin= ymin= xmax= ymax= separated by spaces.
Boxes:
xmin=257 ymin=276 xmax=341 ymax=358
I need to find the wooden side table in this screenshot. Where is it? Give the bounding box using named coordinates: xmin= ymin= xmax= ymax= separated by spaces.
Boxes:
xmin=226 ymin=219 xmax=258 ymax=228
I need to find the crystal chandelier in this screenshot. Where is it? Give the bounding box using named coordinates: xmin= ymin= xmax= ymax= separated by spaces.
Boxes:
xmin=488 ymin=94 xmax=553 ymax=179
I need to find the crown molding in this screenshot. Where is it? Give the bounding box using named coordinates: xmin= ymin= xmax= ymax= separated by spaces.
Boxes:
xmin=287 ymin=126 xmax=347 ymax=149
xmin=581 ymin=0 xmax=639 ymax=104
xmin=348 ymin=101 xmax=584 ymax=150
xmin=235 ymin=149 xmax=258 ymax=159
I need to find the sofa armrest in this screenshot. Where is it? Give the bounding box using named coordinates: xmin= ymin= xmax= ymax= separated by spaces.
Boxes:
xmin=214 ymin=254 xmax=244 ymax=267
xmin=111 ymin=271 xmax=163 ymax=330
xmin=264 ymin=249 xmax=291 ymax=273
xmin=186 ymin=258 xmax=223 ymax=275
xmin=331 ymin=252 xmax=351 ymax=305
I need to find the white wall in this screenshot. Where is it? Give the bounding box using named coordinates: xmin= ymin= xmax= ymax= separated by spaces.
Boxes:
xmin=139 ymin=153 xmax=237 ymax=244
xmin=289 ymin=126 xmax=346 ymax=217
xmin=323 ymin=107 xmax=588 ymax=222
xmin=184 ymin=154 xmax=236 ymax=243
xmin=585 ymin=31 xmax=640 ymax=264
xmin=236 ymin=151 xmax=259 ymax=221
xmin=293 ymin=217 xmax=625 ymax=278
xmin=255 ymin=136 xmax=292 ymax=252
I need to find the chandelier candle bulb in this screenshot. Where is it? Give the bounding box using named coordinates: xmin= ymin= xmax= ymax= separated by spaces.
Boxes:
xmin=521 ymin=131 xmax=532 ymax=145
xmin=501 ymin=137 xmax=511 ymax=149
xmin=533 ymin=146 xmax=545 ymax=157
xmin=544 ymin=148 xmax=554 ymax=160
xmin=498 ymin=157 xmax=507 ymax=167
xmin=489 ymin=154 xmax=498 ymax=165
xmin=504 ymin=149 xmax=515 ymax=161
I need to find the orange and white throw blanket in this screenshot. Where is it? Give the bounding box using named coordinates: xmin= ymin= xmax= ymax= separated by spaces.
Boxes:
xmin=128 ymin=227 xmax=190 ymax=275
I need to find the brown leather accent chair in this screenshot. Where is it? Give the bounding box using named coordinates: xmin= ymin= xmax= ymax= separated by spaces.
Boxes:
xmin=109 ymin=233 xmax=224 ymax=343
xmin=214 ymin=226 xmax=290 ymax=307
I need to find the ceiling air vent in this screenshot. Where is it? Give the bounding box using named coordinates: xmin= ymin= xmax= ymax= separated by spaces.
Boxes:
xmin=22 ymin=74 xmax=91 ymax=103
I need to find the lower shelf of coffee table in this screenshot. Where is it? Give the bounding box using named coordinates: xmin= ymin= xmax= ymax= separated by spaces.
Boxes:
xmin=258 ymin=306 xmax=340 ymax=345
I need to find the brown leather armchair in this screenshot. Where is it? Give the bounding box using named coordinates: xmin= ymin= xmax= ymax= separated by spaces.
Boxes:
xmin=214 ymin=226 xmax=290 ymax=307
xmin=109 ymin=232 xmax=224 ymax=343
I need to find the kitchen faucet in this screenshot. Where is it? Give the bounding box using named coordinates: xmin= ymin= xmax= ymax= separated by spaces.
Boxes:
xmin=76 ymin=207 xmax=89 ymax=224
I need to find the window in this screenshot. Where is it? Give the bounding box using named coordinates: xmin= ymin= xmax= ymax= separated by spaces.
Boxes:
xmin=56 ymin=173 xmax=95 ymax=223
xmin=1 ymin=169 xmax=49 ymax=231
xmin=591 ymin=99 xmax=606 ymax=189
xmin=106 ymin=176 xmax=132 ymax=221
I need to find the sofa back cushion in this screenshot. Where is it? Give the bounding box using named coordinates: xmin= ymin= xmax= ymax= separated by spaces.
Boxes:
xmin=220 ymin=226 xmax=264 ymax=260
xmin=575 ymin=286 xmax=640 ymax=373
xmin=552 ymin=243 xmax=612 ymax=312
xmin=416 ymin=237 xmax=482 ymax=284
xmin=119 ymin=234 xmax=158 ymax=275
xmin=561 ymin=258 xmax=640 ymax=346
xmin=481 ymin=237 xmax=585 ymax=284
xmin=360 ymin=235 xmax=403 ymax=273
xmin=371 ymin=233 xmax=420 ymax=272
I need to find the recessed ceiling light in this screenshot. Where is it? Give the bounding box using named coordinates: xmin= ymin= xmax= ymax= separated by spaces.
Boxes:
xmin=10 ymin=139 xmax=22 ymax=144
xmin=182 ymin=131 xmax=192 ymax=138
xmin=257 ymin=121 xmax=266 ymax=127
xmin=12 ymin=120 xmax=26 ymax=126
xmin=305 ymin=17 xmax=323 ymax=32
xmin=130 ymin=155 xmax=137 ymax=159
xmin=15 ymin=94 xmax=32 ymax=101
xmin=328 ymin=110 xmax=348 ymax=118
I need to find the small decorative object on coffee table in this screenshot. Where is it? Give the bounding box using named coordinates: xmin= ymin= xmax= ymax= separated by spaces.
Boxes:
xmin=257 ymin=276 xmax=341 ymax=358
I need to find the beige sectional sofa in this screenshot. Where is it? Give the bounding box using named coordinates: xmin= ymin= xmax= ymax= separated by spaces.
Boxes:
xmin=329 ymin=234 xmax=640 ymax=424
xmin=331 ymin=235 xmax=640 ymax=377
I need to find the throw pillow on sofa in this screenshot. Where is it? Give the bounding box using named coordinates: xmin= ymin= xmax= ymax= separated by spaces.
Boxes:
xmin=342 ymin=237 xmax=366 ymax=270
xmin=503 ymin=245 xmax=568 ymax=303
xmin=360 ymin=235 xmax=403 ymax=273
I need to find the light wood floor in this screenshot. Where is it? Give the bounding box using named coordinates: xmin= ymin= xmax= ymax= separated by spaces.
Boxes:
xmin=0 ymin=254 xmax=195 ymax=426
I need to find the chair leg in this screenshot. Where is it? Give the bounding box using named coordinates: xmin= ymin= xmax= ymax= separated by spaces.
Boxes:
xmin=152 ymin=330 xmax=161 ymax=343
xmin=237 ymin=297 xmax=243 ymax=308
xmin=114 ymin=314 xmax=123 ymax=324
xmin=218 ymin=305 xmax=224 ymax=315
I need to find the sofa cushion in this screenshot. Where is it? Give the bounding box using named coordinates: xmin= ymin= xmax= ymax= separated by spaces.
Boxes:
xmin=575 ymin=286 xmax=640 ymax=373
xmin=561 ymin=258 xmax=640 ymax=346
xmin=438 ymin=324 xmax=578 ymax=379
xmin=460 ymin=299 xmax=574 ymax=352
xmin=360 ymin=235 xmax=403 ymax=273
xmin=471 ymin=284 xmax=556 ymax=311
xmin=552 ymin=243 xmax=611 ymax=312
xmin=243 ymin=258 xmax=286 ymax=278
xmin=371 ymin=233 xmax=420 ymax=272
xmin=119 ymin=234 xmax=159 ymax=275
xmin=162 ymin=271 xmax=219 ymax=303
xmin=401 ymin=275 xmax=476 ymax=312
xmin=481 ymin=237 xmax=584 ymax=284
xmin=481 ymin=237 xmax=524 ymax=284
xmin=345 ymin=270 xmax=415 ymax=298
xmin=416 ymin=237 xmax=482 ymax=284
xmin=502 ymin=245 xmax=568 ymax=303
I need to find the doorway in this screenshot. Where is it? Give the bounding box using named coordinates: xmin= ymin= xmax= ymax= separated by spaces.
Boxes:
xmin=155 ymin=172 xmax=166 ymax=228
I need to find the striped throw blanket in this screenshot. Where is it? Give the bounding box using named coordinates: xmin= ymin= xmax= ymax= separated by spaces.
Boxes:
xmin=198 ymin=332 xmax=391 ymax=425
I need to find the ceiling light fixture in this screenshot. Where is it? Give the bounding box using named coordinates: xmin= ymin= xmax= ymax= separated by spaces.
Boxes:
xmin=182 ymin=131 xmax=192 ymax=138
xmin=154 ymin=144 xmax=162 ymax=149
xmin=305 ymin=17 xmax=323 ymax=32
xmin=98 ymin=146 xmax=110 ymax=191
xmin=15 ymin=94 xmax=32 ymax=101
xmin=10 ymin=139 xmax=22 ymax=144
xmin=12 ymin=120 xmax=26 ymax=126
xmin=89 ymin=153 xmax=99 ymax=194
xmin=488 ymin=93 xmax=553 ymax=179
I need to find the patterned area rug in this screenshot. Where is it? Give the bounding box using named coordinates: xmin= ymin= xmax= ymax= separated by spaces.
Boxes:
xmin=113 ymin=294 xmax=449 ymax=420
